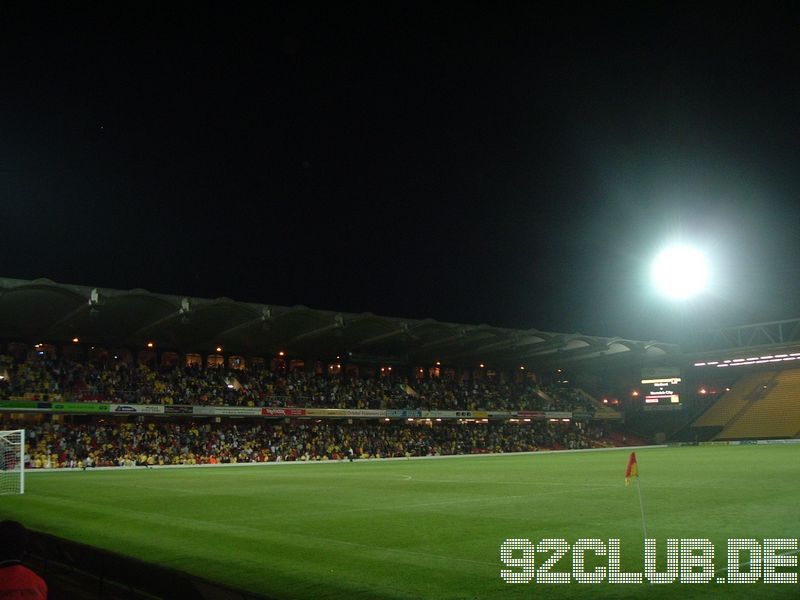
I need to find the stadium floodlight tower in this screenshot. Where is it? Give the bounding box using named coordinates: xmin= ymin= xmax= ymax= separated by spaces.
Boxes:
xmin=0 ymin=429 xmax=25 ymax=495
xmin=650 ymin=244 xmax=709 ymax=300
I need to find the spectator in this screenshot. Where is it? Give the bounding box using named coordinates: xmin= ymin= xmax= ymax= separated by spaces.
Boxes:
xmin=6 ymin=417 xmax=615 ymax=468
xmin=0 ymin=520 xmax=48 ymax=599
xmin=0 ymin=354 xmax=600 ymax=414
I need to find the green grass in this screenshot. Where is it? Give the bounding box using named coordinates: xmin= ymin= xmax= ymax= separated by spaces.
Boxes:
xmin=2 ymin=445 xmax=799 ymax=599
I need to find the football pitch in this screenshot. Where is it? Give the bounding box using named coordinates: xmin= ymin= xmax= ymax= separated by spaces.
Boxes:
xmin=2 ymin=444 xmax=799 ymax=599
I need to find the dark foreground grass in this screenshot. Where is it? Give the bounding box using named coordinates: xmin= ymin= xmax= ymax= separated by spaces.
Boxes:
xmin=1 ymin=445 xmax=799 ymax=599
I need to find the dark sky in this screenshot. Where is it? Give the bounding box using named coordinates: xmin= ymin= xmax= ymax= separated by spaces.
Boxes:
xmin=2 ymin=3 xmax=800 ymax=342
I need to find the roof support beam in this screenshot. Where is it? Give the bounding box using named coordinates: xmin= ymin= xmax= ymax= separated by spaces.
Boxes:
xmin=41 ymin=290 xmax=97 ymax=338
xmin=288 ymin=314 xmax=346 ymax=345
xmin=351 ymin=323 xmax=410 ymax=349
xmin=444 ymin=333 xmax=553 ymax=362
xmin=124 ymin=308 xmax=186 ymax=342
xmin=205 ymin=306 xmax=273 ymax=340
xmin=419 ymin=328 xmax=471 ymax=349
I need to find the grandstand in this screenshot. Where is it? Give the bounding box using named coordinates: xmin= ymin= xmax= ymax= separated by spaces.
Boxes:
xmin=692 ymin=371 xmax=774 ymax=428
xmin=2 ymin=278 xmax=800 ymax=598
xmin=686 ymin=319 xmax=800 ymax=441
xmin=2 ymin=277 xmax=800 ymax=455
xmin=714 ymin=369 xmax=800 ymax=439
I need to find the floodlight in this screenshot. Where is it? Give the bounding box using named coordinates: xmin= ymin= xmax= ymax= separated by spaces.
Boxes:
xmin=651 ymin=245 xmax=709 ymax=300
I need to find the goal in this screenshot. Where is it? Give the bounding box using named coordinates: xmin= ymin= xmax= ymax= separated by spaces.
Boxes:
xmin=0 ymin=429 xmax=25 ymax=495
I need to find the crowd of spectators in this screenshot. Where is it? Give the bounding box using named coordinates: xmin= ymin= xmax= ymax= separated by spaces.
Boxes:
xmin=0 ymin=355 xmax=597 ymax=413
xmin=12 ymin=418 xmax=610 ymax=468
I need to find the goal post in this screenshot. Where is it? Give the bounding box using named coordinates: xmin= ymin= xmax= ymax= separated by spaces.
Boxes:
xmin=0 ymin=429 xmax=25 ymax=495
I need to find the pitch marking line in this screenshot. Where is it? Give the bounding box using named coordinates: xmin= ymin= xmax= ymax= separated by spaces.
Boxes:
xmin=714 ymin=548 xmax=800 ymax=576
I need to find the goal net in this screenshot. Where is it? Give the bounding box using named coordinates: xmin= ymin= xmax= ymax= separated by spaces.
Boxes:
xmin=0 ymin=429 xmax=25 ymax=495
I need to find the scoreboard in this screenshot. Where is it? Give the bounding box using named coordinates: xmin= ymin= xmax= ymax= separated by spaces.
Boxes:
xmin=641 ymin=367 xmax=682 ymax=410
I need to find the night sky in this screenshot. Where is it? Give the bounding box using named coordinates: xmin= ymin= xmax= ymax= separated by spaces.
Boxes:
xmin=3 ymin=3 xmax=800 ymax=343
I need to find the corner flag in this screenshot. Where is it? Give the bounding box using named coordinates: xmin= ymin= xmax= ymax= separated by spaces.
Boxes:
xmin=625 ymin=451 xmax=647 ymax=538
xmin=624 ymin=451 xmax=639 ymax=486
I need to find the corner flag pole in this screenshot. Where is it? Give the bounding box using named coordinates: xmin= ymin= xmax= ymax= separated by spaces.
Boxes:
xmin=625 ymin=451 xmax=646 ymax=540
xmin=635 ymin=475 xmax=646 ymax=540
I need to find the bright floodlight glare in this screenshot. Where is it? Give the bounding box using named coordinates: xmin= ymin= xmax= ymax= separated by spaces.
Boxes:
xmin=651 ymin=245 xmax=709 ymax=300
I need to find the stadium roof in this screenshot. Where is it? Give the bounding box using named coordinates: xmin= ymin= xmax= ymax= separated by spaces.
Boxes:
xmin=0 ymin=277 xmax=678 ymax=370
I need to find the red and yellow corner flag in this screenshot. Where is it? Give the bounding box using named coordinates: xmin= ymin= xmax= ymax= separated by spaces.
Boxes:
xmin=624 ymin=451 xmax=639 ymax=486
